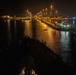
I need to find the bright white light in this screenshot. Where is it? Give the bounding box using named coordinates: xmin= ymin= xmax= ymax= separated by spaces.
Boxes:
xmin=60 ymin=23 xmax=63 ymax=27
xmin=64 ymin=25 xmax=66 ymax=27
xmin=65 ymin=18 xmax=68 ymax=19
xmin=7 ymin=16 xmax=10 ymax=18
xmin=66 ymin=32 xmax=69 ymax=37
xmin=61 ymin=31 xmax=66 ymax=36
xmin=67 ymin=25 xmax=70 ymax=27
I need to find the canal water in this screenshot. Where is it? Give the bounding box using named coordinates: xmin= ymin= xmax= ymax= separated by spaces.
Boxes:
xmin=0 ymin=19 xmax=76 ymax=67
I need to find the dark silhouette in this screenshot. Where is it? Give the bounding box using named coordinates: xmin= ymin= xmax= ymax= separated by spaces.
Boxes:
xmin=0 ymin=36 xmax=73 ymax=75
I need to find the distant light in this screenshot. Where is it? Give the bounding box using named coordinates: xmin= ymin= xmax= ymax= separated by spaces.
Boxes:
xmin=51 ymin=5 xmax=53 ymax=8
xmin=60 ymin=23 xmax=63 ymax=27
xmin=67 ymin=25 xmax=70 ymax=27
xmin=64 ymin=25 xmax=66 ymax=27
xmin=42 ymin=9 xmax=44 ymax=11
xmin=65 ymin=18 xmax=68 ymax=19
xmin=56 ymin=10 xmax=58 ymax=13
xmin=7 ymin=16 xmax=10 ymax=18
xmin=45 ymin=8 xmax=47 ymax=11
xmin=26 ymin=10 xmax=29 ymax=12
xmin=72 ymin=17 xmax=76 ymax=20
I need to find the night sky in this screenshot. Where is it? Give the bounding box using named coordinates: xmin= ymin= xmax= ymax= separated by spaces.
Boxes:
xmin=0 ymin=0 xmax=76 ymax=16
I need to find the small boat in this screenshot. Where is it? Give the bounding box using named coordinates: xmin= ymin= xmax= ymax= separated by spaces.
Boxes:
xmin=43 ymin=29 xmax=48 ymax=31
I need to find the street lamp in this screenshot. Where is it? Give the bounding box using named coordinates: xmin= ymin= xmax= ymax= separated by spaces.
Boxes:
xmin=45 ymin=8 xmax=48 ymax=11
xmin=50 ymin=5 xmax=53 ymax=12
xmin=42 ymin=9 xmax=44 ymax=12
xmin=56 ymin=10 xmax=58 ymax=14
xmin=45 ymin=8 xmax=48 ymax=17
xmin=26 ymin=10 xmax=29 ymax=12
xmin=51 ymin=5 xmax=53 ymax=8
xmin=50 ymin=5 xmax=53 ymax=17
xmin=50 ymin=5 xmax=53 ymax=14
xmin=55 ymin=10 xmax=58 ymax=17
xmin=42 ymin=9 xmax=45 ymax=17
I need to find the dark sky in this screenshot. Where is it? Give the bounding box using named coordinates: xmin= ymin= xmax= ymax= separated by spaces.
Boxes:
xmin=0 ymin=0 xmax=76 ymax=16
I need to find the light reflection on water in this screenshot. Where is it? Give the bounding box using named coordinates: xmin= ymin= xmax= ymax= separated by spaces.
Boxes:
xmin=24 ymin=20 xmax=33 ymax=38
xmin=7 ymin=19 xmax=11 ymax=45
xmin=60 ymin=31 xmax=72 ymax=64
xmin=30 ymin=19 xmax=75 ymax=65
xmin=13 ymin=20 xmax=17 ymax=39
xmin=34 ymin=20 xmax=61 ymax=54
xmin=0 ymin=19 xmax=76 ymax=66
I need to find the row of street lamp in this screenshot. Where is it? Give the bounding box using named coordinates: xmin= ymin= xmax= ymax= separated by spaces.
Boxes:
xmin=36 ymin=5 xmax=59 ymax=17
xmin=25 ymin=10 xmax=32 ymax=17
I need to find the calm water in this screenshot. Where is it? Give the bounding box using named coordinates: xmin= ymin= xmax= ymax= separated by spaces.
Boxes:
xmin=0 ymin=19 xmax=76 ymax=67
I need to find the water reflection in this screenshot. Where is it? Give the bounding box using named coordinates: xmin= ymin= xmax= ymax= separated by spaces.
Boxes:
xmin=0 ymin=19 xmax=76 ymax=66
xmin=24 ymin=20 xmax=33 ymax=38
xmin=34 ymin=20 xmax=61 ymax=54
xmin=72 ymin=20 xmax=75 ymax=28
xmin=7 ymin=19 xmax=11 ymax=45
xmin=34 ymin=20 xmax=76 ymax=66
xmin=60 ymin=31 xmax=71 ymax=63
xmin=13 ymin=20 xmax=17 ymax=40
